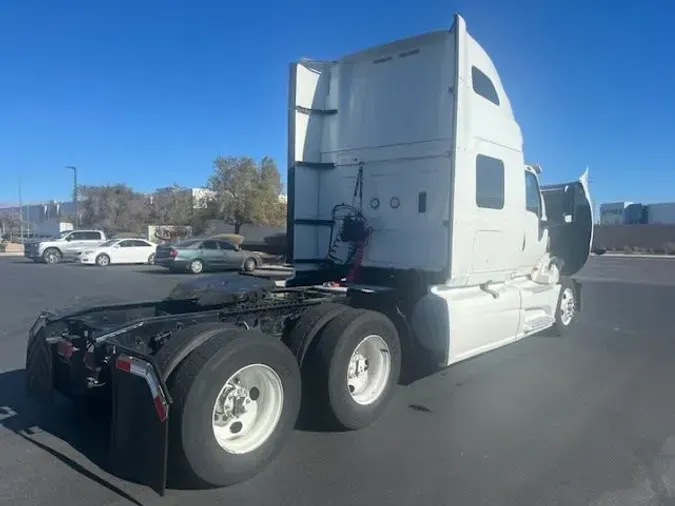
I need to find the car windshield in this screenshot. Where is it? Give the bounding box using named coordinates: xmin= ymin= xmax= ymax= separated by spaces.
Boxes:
xmin=58 ymin=231 xmax=72 ymax=239
xmin=99 ymin=240 xmax=118 ymax=247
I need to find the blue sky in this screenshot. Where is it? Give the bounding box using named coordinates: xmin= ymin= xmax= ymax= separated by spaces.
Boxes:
xmin=1 ymin=0 xmax=673 ymax=207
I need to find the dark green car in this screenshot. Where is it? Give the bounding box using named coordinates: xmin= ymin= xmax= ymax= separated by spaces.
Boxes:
xmin=155 ymin=238 xmax=261 ymax=274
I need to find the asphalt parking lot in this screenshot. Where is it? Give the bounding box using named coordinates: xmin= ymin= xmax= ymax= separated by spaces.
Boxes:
xmin=2 ymin=256 xmax=675 ymax=506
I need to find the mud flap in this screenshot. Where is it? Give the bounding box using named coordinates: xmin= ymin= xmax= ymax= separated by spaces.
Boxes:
xmin=25 ymin=317 xmax=54 ymax=399
xmin=572 ymin=278 xmax=582 ymax=311
xmin=110 ymin=355 xmax=170 ymax=496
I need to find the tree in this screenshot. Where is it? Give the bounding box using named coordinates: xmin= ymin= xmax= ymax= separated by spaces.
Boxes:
xmin=254 ymin=157 xmax=287 ymax=227
xmin=208 ymin=156 xmax=287 ymax=233
xmin=191 ymin=200 xmax=219 ymax=235
xmin=0 ymin=213 xmax=20 ymax=235
xmin=150 ymin=185 xmax=195 ymax=226
xmin=79 ymin=184 xmax=150 ymax=235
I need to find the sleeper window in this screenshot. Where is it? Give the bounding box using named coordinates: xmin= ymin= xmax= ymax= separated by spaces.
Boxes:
xmin=471 ymin=66 xmax=500 ymax=106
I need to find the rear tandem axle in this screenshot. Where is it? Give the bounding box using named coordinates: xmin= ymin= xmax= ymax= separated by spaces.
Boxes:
xmin=25 ymin=275 xmax=409 ymax=495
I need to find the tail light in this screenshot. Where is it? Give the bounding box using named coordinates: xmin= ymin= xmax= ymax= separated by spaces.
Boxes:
xmin=169 ymin=248 xmax=177 ymax=258
xmin=56 ymin=339 xmax=75 ymax=359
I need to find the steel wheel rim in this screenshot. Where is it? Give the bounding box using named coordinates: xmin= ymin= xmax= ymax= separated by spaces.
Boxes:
xmin=211 ymin=363 xmax=284 ymax=455
xmin=347 ymin=334 xmax=391 ymax=406
xmin=560 ymin=288 xmax=575 ymax=325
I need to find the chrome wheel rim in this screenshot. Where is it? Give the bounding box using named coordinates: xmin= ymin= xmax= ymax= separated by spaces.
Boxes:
xmin=560 ymin=288 xmax=575 ymax=325
xmin=347 ymin=334 xmax=391 ymax=406
xmin=211 ymin=364 xmax=284 ymax=455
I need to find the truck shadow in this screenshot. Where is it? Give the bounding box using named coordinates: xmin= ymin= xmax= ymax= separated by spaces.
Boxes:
xmin=0 ymin=369 xmax=144 ymax=505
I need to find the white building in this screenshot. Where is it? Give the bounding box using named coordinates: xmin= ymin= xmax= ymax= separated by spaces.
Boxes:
xmin=0 ymin=200 xmax=78 ymax=236
xmin=599 ymin=201 xmax=632 ymax=225
xmin=645 ymin=202 xmax=675 ymax=225
xmin=190 ymin=187 xmax=217 ymax=209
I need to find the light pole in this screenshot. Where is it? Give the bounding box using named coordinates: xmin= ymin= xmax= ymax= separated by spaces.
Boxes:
xmin=18 ymin=176 xmax=24 ymax=245
xmin=65 ymin=165 xmax=78 ymax=227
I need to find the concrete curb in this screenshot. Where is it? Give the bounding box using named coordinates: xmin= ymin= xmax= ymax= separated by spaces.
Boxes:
xmin=594 ymin=253 xmax=675 ymax=259
xmin=0 ymin=252 xmax=24 ymax=257
xmin=258 ymin=265 xmax=294 ymax=273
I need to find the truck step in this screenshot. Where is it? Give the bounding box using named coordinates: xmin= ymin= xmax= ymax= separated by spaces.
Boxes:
xmin=522 ymin=316 xmax=555 ymax=333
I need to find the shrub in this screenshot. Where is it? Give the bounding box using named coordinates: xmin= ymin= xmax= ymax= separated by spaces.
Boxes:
xmin=109 ymin=231 xmax=142 ymax=239
xmin=209 ymin=233 xmax=244 ymax=246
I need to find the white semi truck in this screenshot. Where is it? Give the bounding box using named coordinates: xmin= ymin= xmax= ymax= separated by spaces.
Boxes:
xmin=25 ymin=14 xmax=592 ymax=496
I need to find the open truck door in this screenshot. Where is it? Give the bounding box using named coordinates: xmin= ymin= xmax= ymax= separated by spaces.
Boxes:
xmin=540 ymin=169 xmax=594 ymax=276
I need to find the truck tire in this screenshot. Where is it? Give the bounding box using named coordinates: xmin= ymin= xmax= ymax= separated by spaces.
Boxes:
xmin=551 ymin=279 xmax=577 ymax=335
xmin=154 ymin=323 xmax=236 ymax=381
xmin=285 ymin=302 xmax=350 ymax=365
xmin=42 ymin=248 xmax=62 ymax=264
xmin=167 ymin=328 xmax=301 ymax=488
xmin=305 ymin=308 xmax=401 ymax=430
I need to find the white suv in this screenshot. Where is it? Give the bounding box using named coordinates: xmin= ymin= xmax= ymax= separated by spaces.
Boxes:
xmin=24 ymin=230 xmax=107 ymax=264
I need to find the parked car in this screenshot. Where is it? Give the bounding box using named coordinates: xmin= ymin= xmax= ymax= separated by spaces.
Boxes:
xmin=155 ymin=237 xmax=261 ymax=274
xmin=23 ymin=229 xmax=107 ymax=264
xmin=79 ymin=238 xmax=158 ymax=267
